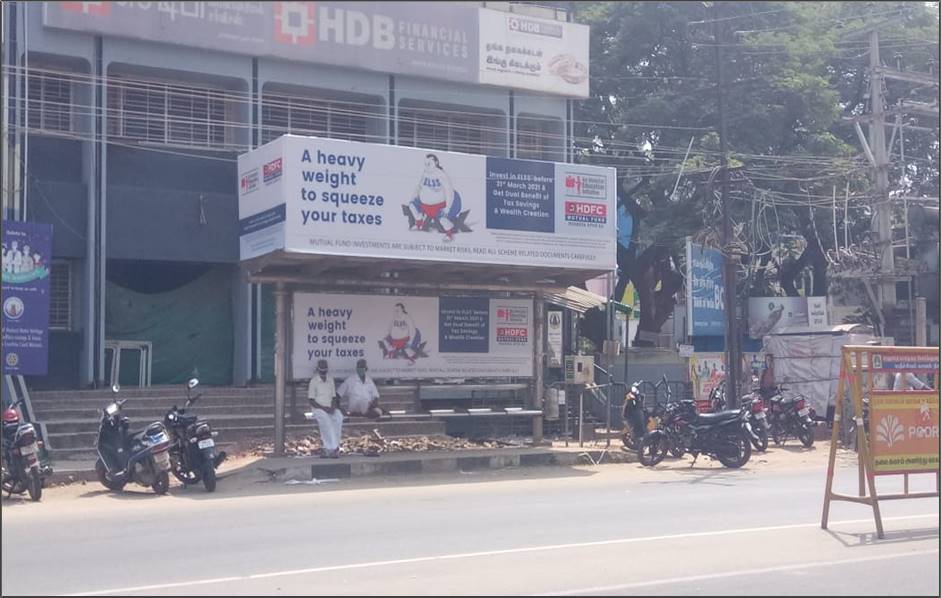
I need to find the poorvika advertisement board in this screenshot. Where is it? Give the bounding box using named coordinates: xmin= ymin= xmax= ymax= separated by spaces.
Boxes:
xmin=238 ymin=135 xmax=617 ymax=270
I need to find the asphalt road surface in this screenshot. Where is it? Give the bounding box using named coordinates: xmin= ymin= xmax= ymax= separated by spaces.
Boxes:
xmin=2 ymin=449 xmax=938 ymax=596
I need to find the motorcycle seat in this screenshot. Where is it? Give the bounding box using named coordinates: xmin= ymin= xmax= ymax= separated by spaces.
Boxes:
xmin=694 ymin=411 xmax=741 ymax=424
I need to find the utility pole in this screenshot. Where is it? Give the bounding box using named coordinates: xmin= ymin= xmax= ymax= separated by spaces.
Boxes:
xmin=868 ymin=29 xmax=896 ymax=310
xmin=713 ymin=1 xmax=740 ymax=407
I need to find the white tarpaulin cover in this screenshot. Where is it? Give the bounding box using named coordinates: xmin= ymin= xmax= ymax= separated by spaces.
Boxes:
xmin=763 ymin=331 xmax=874 ymax=414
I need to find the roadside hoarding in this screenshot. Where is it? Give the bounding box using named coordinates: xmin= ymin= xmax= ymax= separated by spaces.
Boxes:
xmin=292 ymin=293 xmax=533 ymax=379
xmin=686 ymin=239 xmax=725 ymax=336
xmin=238 ymin=135 xmax=617 ymax=270
xmin=748 ymin=296 xmax=828 ymax=338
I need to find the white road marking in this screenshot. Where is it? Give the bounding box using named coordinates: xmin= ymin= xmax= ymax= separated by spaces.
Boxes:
xmin=66 ymin=513 xmax=939 ymax=596
xmin=537 ymin=548 xmax=941 ymax=595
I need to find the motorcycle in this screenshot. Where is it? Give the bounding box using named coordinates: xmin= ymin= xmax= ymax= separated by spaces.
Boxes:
xmin=639 ymin=398 xmax=752 ymax=469
xmin=766 ymin=386 xmax=815 ymax=448
xmin=94 ymin=385 xmax=172 ymax=494
xmin=1 ymin=399 xmax=50 ymax=501
xmin=621 ymin=381 xmax=652 ymax=451
xmin=164 ymin=377 xmax=226 ymax=492
xmin=711 ymin=379 xmax=769 ymax=453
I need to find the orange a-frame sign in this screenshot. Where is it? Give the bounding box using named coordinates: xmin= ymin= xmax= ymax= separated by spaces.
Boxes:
xmin=821 ymin=345 xmax=939 ymax=539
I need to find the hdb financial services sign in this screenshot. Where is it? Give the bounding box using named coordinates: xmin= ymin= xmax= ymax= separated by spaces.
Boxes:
xmin=686 ymin=239 xmax=726 ymax=336
xmin=2 ymin=222 xmax=53 ymax=376
xmin=44 ymin=2 xmax=589 ymax=97
xmin=237 ymin=135 xmax=617 ymax=271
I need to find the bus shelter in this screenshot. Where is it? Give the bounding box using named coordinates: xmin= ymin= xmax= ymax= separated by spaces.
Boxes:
xmin=238 ymin=135 xmax=617 ymax=455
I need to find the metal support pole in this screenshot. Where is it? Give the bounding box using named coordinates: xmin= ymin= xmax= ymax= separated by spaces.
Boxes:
xmin=916 ymin=297 xmax=927 ymax=346
xmin=273 ymin=283 xmax=287 ymax=457
xmin=532 ymin=294 xmax=545 ymax=444
xmin=714 ymin=2 xmax=740 ymax=408
xmin=578 ymin=388 xmax=584 ymax=447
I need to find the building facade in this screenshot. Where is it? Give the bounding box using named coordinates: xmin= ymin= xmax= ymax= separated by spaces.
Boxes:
xmin=2 ymin=1 xmax=585 ymax=389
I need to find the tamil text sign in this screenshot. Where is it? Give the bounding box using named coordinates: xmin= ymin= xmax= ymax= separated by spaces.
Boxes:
xmin=869 ymin=391 xmax=939 ymax=474
xmin=292 ymin=292 xmax=533 ymax=379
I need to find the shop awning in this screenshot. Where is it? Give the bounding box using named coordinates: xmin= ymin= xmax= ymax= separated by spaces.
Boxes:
xmin=545 ymin=286 xmax=632 ymax=315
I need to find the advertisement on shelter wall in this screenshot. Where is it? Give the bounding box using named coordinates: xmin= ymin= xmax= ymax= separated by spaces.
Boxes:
xmin=2 ymin=222 xmax=53 ymax=376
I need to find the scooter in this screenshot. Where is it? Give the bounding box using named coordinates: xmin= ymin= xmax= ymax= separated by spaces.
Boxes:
xmin=94 ymin=385 xmax=172 ymax=494
xmin=164 ymin=377 xmax=226 ymax=492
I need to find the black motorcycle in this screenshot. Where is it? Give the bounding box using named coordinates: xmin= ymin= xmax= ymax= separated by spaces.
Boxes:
xmin=639 ymin=399 xmax=752 ymax=468
xmin=2 ymin=398 xmax=49 ymax=501
xmin=766 ymin=386 xmax=815 ymax=448
xmin=711 ymin=380 xmax=769 ymax=453
xmin=94 ymin=385 xmax=172 ymax=494
xmin=621 ymin=381 xmax=651 ymax=451
xmin=164 ymin=378 xmax=226 ymax=492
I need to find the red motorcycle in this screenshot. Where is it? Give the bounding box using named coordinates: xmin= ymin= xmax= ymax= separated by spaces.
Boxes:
xmin=2 ymin=399 xmax=48 ymax=501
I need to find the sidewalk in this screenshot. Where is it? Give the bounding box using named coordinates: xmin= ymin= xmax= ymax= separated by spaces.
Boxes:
xmin=46 ymin=436 xmax=848 ymax=486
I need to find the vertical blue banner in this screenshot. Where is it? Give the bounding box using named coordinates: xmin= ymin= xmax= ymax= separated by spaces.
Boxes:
xmin=2 ymin=221 xmax=53 ymax=375
xmin=686 ymin=239 xmax=726 ymax=336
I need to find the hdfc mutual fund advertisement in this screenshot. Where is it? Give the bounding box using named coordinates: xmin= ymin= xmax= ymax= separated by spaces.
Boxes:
xmin=238 ymin=141 xmax=286 ymax=260
xmin=869 ymin=391 xmax=939 ymax=474
xmin=238 ymin=135 xmax=616 ymax=270
xmin=292 ymin=293 xmax=533 ymax=379
xmin=478 ymin=7 xmax=590 ymax=98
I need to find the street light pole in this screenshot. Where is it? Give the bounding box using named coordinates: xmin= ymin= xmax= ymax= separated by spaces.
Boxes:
xmin=713 ymin=2 xmax=740 ymax=408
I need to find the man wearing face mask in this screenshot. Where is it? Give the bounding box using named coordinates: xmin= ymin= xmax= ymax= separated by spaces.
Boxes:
xmin=338 ymin=359 xmax=382 ymax=420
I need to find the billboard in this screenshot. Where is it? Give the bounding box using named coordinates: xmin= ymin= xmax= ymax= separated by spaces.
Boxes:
xmin=292 ymin=293 xmax=533 ymax=379
xmin=747 ymin=296 xmax=828 ymax=338
xmin=869 ymin=391 xmax=939 ymax=474
xmin=686 ymin=239 xmax=725 ymax=336
xmin=478 ymin=8 xmax=589 ymax=97
xmin=44 ymin=2 xmax=590 ymax=97
xmin=238 ymin=135 xmax=617 ymax=270
xmin=2 ymin=222 xmax=53 ymax=376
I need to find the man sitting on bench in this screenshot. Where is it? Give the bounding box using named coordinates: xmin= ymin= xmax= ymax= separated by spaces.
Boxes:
xmin=339 ymin=359 xmax=383 ymax=420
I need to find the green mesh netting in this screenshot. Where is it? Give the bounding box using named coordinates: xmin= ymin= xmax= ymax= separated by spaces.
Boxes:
xmin=106 ymin=267 xmax=234 ymax=385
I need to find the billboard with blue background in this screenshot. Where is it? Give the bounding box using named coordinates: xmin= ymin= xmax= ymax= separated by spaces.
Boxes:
xmin=686 ymin=238 xmax=725 ymax=337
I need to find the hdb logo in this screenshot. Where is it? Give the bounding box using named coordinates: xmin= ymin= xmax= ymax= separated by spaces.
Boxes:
xmin=263 ymin=158 xmax=283 ymax=184
xmin=275 ymin=2 xmax=316 ymax=45
xmin=61 ymin=2 xmax=111 ymax=15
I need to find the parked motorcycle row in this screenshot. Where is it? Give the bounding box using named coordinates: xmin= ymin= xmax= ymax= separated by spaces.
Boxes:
xmin=624 ymin=376 xmax=817 ymax=469
xmin=94 ymin=377 xmax=226 ymax=495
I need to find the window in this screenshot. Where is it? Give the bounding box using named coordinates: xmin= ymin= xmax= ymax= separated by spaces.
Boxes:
xmin=108 ymin=77 xmax=228 ymax=147
xmin=49 ymin=261 xmax=71 ymax=330
xmin=517 ymin=114 xmax=563 ymax=161
xmin=27 ymin=69 xmax=73 ymax=133
xmin=260 ymin=93 xmax=374 ymax=144
xmin=398 ymin=102 xmax=506 ymax=156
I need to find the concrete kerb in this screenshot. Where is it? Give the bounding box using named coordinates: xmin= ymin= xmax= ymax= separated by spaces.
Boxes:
xmin=44 ymin=446 xmax=629 ymax=486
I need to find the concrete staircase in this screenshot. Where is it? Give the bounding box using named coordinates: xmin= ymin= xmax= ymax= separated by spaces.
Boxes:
xmin=29 ymin=384 xmax=444 ymax=461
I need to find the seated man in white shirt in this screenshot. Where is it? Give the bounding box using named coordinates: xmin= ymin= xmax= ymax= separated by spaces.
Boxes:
xmin=892 ymin=372 xmax=931 ymax=391
xmin=338 ymin=358 xmax=382 ymax=420
xmin=308 ymin=359 xmax=343 ymax=458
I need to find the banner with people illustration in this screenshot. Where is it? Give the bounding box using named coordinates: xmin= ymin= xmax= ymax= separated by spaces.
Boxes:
xmin=2 ymin=221 xmax=53 ymax=375
xmin=238 ymin=135 xmax=616 ymax=270
xmin=291 ymin=292 xmax=533 ymax=379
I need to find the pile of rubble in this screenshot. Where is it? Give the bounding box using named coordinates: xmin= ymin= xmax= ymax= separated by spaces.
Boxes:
xmin=244 ymin=430 xmax=524 ymax=458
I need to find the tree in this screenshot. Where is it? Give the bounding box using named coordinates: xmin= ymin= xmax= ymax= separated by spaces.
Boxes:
xmin=572 ymin=1 xmax=938 ymax=342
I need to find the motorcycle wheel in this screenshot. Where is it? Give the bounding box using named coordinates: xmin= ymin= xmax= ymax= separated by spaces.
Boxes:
xmin=27 ymin=469 xmax=42 ymax=501
xmin=201 ymin=462 xmax=217 ymax=493
xmin=95 ymin=459 xmax=126 ymax=492
xmin=716 ymin=432 xmax=752 ymax=468
xmin=752 ymin=425 xmax=769 ymax=452
xmin=152 ymin=470 xmax=170 ymax=495
xmin=798 ymin=425 xmax=815 ymax=448
xmin=621 ymin=430 xmax=636 ymax=451
xmin=638 ymin=434 xmax=667 ymax=467
xmin=771 ymin=425 xmax=785 ymax=446
xmin=668 ymin=440 xmax=685 ymax=459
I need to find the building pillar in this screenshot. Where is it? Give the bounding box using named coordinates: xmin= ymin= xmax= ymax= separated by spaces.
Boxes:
xmin=273 ymin=282 xmax=287 ymax=456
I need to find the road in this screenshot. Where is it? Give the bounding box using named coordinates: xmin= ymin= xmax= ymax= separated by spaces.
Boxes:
xmin=2 ymin=448 xmax=939 ymax=596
